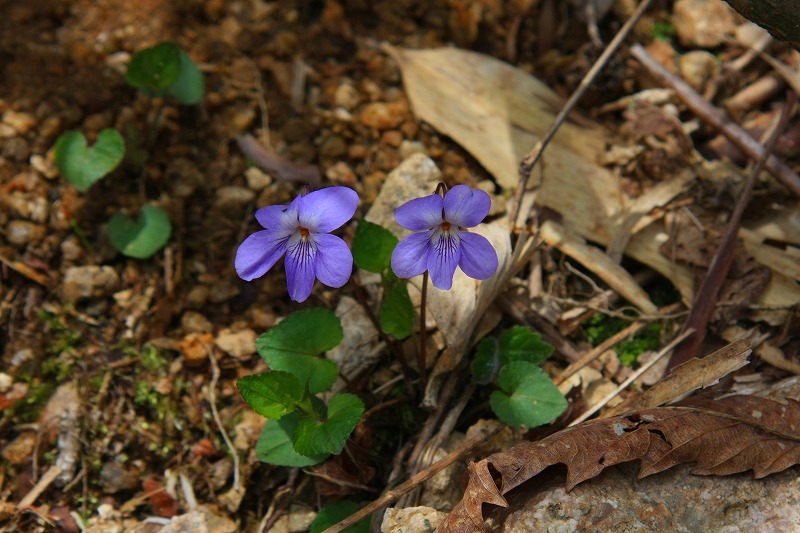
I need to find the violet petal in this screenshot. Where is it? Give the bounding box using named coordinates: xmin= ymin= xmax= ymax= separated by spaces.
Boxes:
xmin=443 ymin=184 xmax=491 ymax=228
xmin=391 ymin=231 xmax=432 ymax=279
xmin=395 ymin=194 xmax=444 ymax=231
xmin=284 ymin=234 xmax=317 ymax=302
xmin=297 ymin=187 xmax=359 ymax=232
xmin=427 ymin=227 xmax=461 ymax=290
xmin=235 ymin=230 xmax=289 ymax=281
xmin=313 ymin=234 xmax=353 ymax=288
xmin=458 ymin=231 xmax=498 ymax=280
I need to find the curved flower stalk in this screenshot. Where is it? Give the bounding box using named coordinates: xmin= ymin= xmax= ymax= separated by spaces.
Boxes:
xmin=391 ymin=184 xmax=498 ymax=290
xmin=235 ymin=186 xmax=358 ymax=302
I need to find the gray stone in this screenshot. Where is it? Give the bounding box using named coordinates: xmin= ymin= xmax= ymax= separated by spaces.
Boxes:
xmin=61 ymin=265 xmax=120 ymax=302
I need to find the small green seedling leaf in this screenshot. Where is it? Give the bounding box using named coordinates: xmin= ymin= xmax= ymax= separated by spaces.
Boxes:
xmin=489 ymin=361 xmax=567 ymax=429
xmin=310 ymin=501 xmax=370 ymax=533
xmin=256 ymin=307 xmax=343 ymax=394
xmin=54 ymin=129 xmax=125 ymax=192
xmin=237 ymin=371 xmax=306 ymax=420
xmin=107 ymin=204 xmax=172 ymax=259
xmin=125 ymin=42 xmax=182 ymax=93
xmin=166 ymin=49 xmax=204 ymax=104
xmin=292 ymin=393 xmax=364 ymax=456
xmin=352 ymin=220 xmax=398 ymax=273
xmin=256 ymin=413 xmax=329 ymax=466
xmin=471 ymin=337 xmax=500 ymax=385
xmin=472 ymin=327 xmax=553 ymax=384
xmin=379 ymin=282 xmax=414 ymax=339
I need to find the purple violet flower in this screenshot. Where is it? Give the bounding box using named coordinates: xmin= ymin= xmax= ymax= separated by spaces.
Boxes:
xmin=391 ymin=184 xmax=498 ymax=290
xmin=235 ymin=186 xmax=358 ymax=302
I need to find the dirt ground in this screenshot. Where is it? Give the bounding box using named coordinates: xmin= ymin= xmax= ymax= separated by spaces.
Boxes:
xmin=2 ymin=0 xmax=799 ymax=531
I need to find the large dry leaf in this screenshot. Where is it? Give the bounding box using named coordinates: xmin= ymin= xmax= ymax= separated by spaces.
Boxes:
xmin=390 ymin=46 xmax=800 ymax=323
xmin=437 ymin=394 xmax=800 ymax=532
xmin=387 ymin=45 xmax=621 ymax=244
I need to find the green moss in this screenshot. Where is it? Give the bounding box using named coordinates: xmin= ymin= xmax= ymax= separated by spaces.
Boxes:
xmin=584 ymin=314 xmax=665 ymax=367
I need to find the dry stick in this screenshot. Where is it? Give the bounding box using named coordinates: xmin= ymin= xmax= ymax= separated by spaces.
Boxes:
xmin=630 ymin=44 xmax=800 ymax=197
xmin=568 ymin=328 xmax=695 ymax=427
xmin=668 ymin=92 xmax=797 ymax=369
xmin=509 ymin=0 xmax=655 ymax=228
xmin=322 ymin=421 xmax=505 ymax=533
xmin=208 ymin=349 xmax=241 ymax=492
xmin=16 ymin=466 xmax=62 ymax=509
xmin=553 ymin=302 xmax=683 ymax=386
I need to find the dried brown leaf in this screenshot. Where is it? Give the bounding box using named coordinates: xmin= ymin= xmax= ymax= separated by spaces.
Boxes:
xmin=604 ymin=339 xmax=751 ymax=417
xmin=437 ymin=394 xmax=800 ymax=532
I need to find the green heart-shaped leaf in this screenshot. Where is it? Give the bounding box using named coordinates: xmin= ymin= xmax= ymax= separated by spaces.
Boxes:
xmin=352 ymin=219 xmax=398 ymax=274
xmin=292 ymin=393 xmax=364 ymax=456
xmin=125 ymin=42 xmax=182 ymax=93
xmin=256 ymin=307 xmax=343 ymax=394
xmin=256 ymin=414 xmax=329 ymax=467
xmin=54 ymin=129 xmax=125 ymax=192
xmin=166 ymin=49 xmax=204 ymax=105
xmin=108 ymin=204 xmax=172 ymax=259
xmin=237 ymin=371 xmax=306 ymax=420
xmin=490 ymin=361 xmax=567 ymax=429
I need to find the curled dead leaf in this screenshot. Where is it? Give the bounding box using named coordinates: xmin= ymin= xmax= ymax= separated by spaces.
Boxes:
xmin=438 ymin=394 xmax=800 ymax=532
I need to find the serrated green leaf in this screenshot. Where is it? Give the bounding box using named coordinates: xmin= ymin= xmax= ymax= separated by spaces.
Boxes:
xmin=256 ymin=414 xmax=329 ymax=466
xmin=490 ymin=361 xmax=567 ymax=429
xmin=256 ymin=307 xmax=342 ymax=394
xmin=167 ymin=49 xmax=204 ymax=105
xmin=310 ymin=501 xmax=370 ymax=533
xmin=471 ymin=337 xmax=500 ymax=385
xmin=107 ymin=204 xmax=172 ymax=259
xmin=237 ymin=371 xmax=305 ymax=420
xmin=292 ymin=393 xmax=364 ymax=456
xmin=352 ymin=220 xmax=398 ymax=273
xmin=125 ymin=42 xmax=182 ymax=92
xmin=498 ymin=326 xmax=553 ymax=366
xmin=379 ymin=282 xmax=414 ymax=339
xmin=54 ymin=129 xmax=125 ymax=191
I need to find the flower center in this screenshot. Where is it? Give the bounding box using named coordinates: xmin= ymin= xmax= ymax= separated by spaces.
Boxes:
xmin=441 ymin=221 xmax=451 ymax=232
xmin=299 ymin=227 xmax=310 ymax=237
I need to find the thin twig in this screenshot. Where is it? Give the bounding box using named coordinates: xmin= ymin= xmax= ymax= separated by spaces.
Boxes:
xmin=322 ymin=420 xmax=504 ymax=533
xmin=418 ymin=271 xmax=429 ymax=392
xmin=668 ymin=92 xmax=797 ymax=369
xmin=553 ymin=302 xmax=683 ymax=386
xmin=208 ymin=349 xmax=241 ymax=492
xmin=630 ymin=44 xmax=800 ymax=197
xmin=509 ymin=0 xmax=655 ymax=228
xmin=569 ymin=328 xmax=694 ymax=427
xmin=16 ymin=466 xmax=62 ymax=509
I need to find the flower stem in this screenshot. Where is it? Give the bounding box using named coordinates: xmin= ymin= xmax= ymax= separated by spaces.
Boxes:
xmin=418 ymin=271 xmax=429 ymax=393
xmin=350 ymin=277 xmax=416 ymax=398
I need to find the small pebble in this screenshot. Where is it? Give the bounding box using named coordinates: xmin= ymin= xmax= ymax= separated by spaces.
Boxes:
xmin=5 ymin=220 xmax=46 ymax=246
xmin=359 ymin=101 xmax=408 ymax=130
xmin=215 ymin=328 xmax=257 ymax=358
xmin=61 ymin=265 xmax=120 ymax=302
xmin=2 ymin=110 xmax=37 ymax=134
xmin=0 ymin=373 xmax=12 ymax=394
xmin=38 ymin=116 xmax=62 ymax=138
xmin=244 ymin=167 xmax=272 ymax=190
xmin=182 ymin=311 xmax=213 ymax=333
xmin=399 ymin=140 xmax=428 ymax=159
xmin=214 ymin=186 xmax=255 ymax=208
xmin=30 ymin=154 xmax=59 ymax=179
xmin=334 ymin=82 xmax=360 ymax=110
